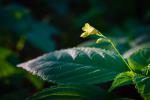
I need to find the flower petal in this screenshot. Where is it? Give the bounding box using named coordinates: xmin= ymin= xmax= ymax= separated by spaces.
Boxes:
xmin=80 ymin=32 xmax=89 ymax=38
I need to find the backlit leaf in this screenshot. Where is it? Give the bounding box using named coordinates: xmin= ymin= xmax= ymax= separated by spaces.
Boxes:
xmin=18 ymin=47 xmax=128 ymax=84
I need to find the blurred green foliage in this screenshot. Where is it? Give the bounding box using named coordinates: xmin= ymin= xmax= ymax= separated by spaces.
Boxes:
xmin=0 ymin=0 xmax=149 ymax=99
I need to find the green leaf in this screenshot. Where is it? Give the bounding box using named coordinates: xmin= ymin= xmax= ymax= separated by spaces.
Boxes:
xmin=26 ymin=73 xmax=44 ymax=90
xmin=18 ymin=47 xmax=128 ymax=84
xmin=0 ymin=47 xmax=12 ymax=59
xmin=133 ymin=74 xmax=150 ymax=100
xmin=0 ymin=47 xmax=19 ymax=78
xmin=0 ymin=60 xmax=17 ymax=78
xmin=27 ymin=85 xmax=107 ymax=100
xmin=26 ymin=22 xmax=59 ymax=52
xmin=126 ymin=46 xmax=150 ymax=75
xmin=109 ymin=71 xmax=133 ymax=92
xmin=123 ymin=42 xmax=150 ymax=58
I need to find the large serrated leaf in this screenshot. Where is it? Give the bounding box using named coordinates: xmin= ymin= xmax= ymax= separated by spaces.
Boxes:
xmin=27 ymin=85 xmax=107 ymax=100
xmin=109 ymin=71 xmax=133 ymax=92
xmin=18 ymin=47 xmax=128 ymax=84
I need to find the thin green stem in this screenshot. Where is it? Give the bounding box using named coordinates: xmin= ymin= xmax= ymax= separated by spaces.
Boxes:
xmin=97 ymin=34 xmax=132 ymax=71
xmin=110 ymin=40 xmax=131 ymax=69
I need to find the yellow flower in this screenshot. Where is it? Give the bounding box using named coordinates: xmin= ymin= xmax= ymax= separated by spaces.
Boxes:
xmin=80 ymin=23 xmax=101 ymax=38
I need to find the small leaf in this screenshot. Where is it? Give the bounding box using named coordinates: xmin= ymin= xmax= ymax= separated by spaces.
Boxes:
xmin=126 ymin=47 xmax=150 ymax=75
xmin=27 ymin=85 xmax=107 ymax=100
xmin=0 ymin=47 xmax=12 ymax=59
xmin=18 ymin=47 xmax=128 ymax=84
xmin=0 ymin=47 xmax=20 ymax=78
xmin=133 ymin=74 xmax=150 ymax=100
xmin=0 ymin=60 xmax=16 ymax=78
xmin=109 ymin=71 xmax=134 ymax=92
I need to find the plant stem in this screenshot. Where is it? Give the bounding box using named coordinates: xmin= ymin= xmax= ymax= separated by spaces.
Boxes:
xmin=110 ymin=40 xmax=130 ymax=68
xmin=97 ymin=34 xmax=132 ymax=71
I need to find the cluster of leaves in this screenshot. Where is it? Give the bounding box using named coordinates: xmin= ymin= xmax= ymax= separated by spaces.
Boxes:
xmin=18 ymin=23 xmax=150 ymax=100
xmin=0 ymin=0 xmax=149 ymax=99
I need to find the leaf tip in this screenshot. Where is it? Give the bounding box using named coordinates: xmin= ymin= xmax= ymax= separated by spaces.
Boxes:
xmin=17 ymin=62 xmax=28 ymax=68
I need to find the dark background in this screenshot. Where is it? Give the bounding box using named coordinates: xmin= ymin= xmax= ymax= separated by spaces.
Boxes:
xmin=0 ymin=0 xmax=150 ymax=99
